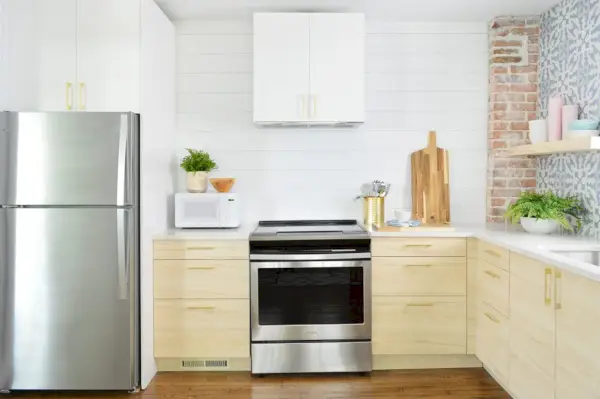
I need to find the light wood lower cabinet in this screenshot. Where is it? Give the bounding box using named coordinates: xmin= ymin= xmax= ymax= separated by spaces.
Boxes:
xmin=154 ymin=299 xmax=249 ymax=358
xmin=466 ymin=238 xmax=478 ymax=355
xmin=555 ymin=270 xmax=600 ymax=399
xmin=373 ymin=296 xmax=467 ymax=355
xmin=509 ymin=253 xmax=555 ymax=399
xmin=154 ymin=239 xmax=249 ymax=260
xmin=478 ymin=260 xmax=509 ymax=317
xmin=372 ymin=237 xmax=466 ymax=257
xmin=476 ymin=302 xmax=509 ymax=385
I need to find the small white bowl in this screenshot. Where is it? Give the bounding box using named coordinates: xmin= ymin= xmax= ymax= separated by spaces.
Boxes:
xmin=520 ymin=217 xmax=559 ymax=234
xmin=563 ymin=130 xmax=599 ymax=140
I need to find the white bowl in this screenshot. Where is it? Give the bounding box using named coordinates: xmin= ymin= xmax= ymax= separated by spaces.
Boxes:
xmin=520 ymin=217 xmax=559 ymax=234
xmin=563 ymin=130 xmax=599 ymax=140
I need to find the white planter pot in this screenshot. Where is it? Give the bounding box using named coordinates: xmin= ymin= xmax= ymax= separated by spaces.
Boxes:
xmin=186 ymin=171 xmax=208 ymax=193
xmin=520 ymin=217 xmax=559 ymax=235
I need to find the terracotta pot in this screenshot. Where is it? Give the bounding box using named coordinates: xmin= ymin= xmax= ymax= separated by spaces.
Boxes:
xmin=186 ymin=171 xmax=208 ymax=193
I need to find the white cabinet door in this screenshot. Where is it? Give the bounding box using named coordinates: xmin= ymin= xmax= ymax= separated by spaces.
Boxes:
xmin=2 ymin=0 xmax=77 ymax=111
xmin=253 ymin=13 xmax=310 ymax=123
xmin=77 ymin=0 xmax=141 ymax=112
xmin=309 ymin=13 xmax=364 ymax=123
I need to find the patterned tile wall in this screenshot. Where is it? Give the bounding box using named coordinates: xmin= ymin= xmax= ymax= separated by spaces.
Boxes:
xmin=538 ymin=0 xmax=600 ymax=237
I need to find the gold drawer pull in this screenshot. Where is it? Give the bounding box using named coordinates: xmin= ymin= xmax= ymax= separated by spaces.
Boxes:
xmin=187 ymin=266 xmax=216 ymax=270
xmin=405 ymin=264 xmax=433 ymax=267
xmin=407 ymin=303 xmax=434 ymax=307
xmin=484 ymin=270 xmax=500 ymax=279
xmin=555 ymin=270 xmax=562 ymax=310
xmin=485 ymin=249 xmax=502 ymax=258
xmin=405 ymin=244 xmax=432 ymax=248
xmin=544 ymin=268 xmax=552 ymax=305
xmin=484 ymin=312 xmax=500 ymax=324
xmin=187 ymin=306 xmax=215 ymax=311
xmin=187 ymin=246 xmax=215 ymax=251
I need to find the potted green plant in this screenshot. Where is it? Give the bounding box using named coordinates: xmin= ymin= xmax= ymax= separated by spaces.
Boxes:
xmin=180 ymin=148 xmax=217 ymax=193
xmin=504 ymin=191 xmax=584 ymax=234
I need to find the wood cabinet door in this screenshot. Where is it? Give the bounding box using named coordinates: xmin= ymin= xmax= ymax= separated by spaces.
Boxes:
xmin=555 ymin=270 xmax=600 ymax=399
xmin=77 ymin=0 xmax=140 ymax=112
xmin=308 ymin=13 xmax=364 ymax=123
xmin=476 ymin=302 xmax=509 ymax=385
xmin=253 ymin=13 xmax=310 ymax=123
xmin=509 ymin=253 xmax=555 ymax=399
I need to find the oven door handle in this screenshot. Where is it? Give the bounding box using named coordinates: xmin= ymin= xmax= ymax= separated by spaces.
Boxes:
xmin=251 ymin=260 xmax=370 ymax=269
xmin=250 ymin=253 xmax=371 ymax=261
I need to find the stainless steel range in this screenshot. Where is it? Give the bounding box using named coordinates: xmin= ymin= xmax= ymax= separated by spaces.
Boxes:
xmin=249 ymin=220 xmax=372 ymax=375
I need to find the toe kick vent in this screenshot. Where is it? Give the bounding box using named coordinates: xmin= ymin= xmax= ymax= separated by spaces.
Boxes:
xmin=181 ymin=359 xmax=229 ymax=369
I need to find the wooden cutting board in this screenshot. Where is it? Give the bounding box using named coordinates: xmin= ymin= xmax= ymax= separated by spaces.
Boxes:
xmin=411 ymin=131 xmax=450 ymax=225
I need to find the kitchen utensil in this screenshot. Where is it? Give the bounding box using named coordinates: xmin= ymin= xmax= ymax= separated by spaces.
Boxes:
xmin=562 ymin=105 xmax=579 ymax=138
xmin=563 ymin=130 xmax=600 ymax=140
xmin=210 ymin=178 xmax=236 ymax=193
xmin=548 ymin=96 xmax=563 ymax=141
xmin=569 ymin=119 xmax=600 ymax=130
xmin=411 ymin=131 xmax=450 ymax=225
xmin=363 ymin=197 xmax=385 ymax=228
xmin=529 ymin=119 xmax=548 ymax=144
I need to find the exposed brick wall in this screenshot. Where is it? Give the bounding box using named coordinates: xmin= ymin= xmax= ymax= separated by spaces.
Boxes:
xmin=487 ymin=16 xmax=540 ymax=222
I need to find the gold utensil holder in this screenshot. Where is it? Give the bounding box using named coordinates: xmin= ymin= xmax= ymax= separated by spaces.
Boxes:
xmin=363 ymin=197 xmax=385 ymax=228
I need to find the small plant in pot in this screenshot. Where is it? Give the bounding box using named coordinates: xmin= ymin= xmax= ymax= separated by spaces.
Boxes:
xmin=504 ymin=191 xmax=584 ymax=234
xmin=180 ymin=148 xmax=217 ymax=193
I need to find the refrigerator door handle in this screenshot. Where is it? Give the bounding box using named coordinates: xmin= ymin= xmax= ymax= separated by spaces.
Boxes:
xmin=116 ymin=115 xmax=129 ymax=207
xmin=117 ymin=210 xmax=128 ymax=300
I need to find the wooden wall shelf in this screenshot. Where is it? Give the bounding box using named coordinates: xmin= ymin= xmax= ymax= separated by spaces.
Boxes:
xmin=505 ymin=137 xmax=600 ymax=157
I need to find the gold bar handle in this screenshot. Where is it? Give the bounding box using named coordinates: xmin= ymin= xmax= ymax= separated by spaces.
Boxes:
xmin=484 ymin=270 xmax=500 ymax=279
xmin=544 ymin=268 xmax=552 ymax=305
xmin=186 ymin=247 xmax=215 ymax=251
xmin=405 ymin=244 xmax=432 ymax=248
xmin=187 ymin=306 xmax=215 ymax=311
xmin=485 ymin=249 xmax=502 ymax=258
xmin=555 ymin=270 xmax=562 ymax=310
xmin=405 ymin=264 xmax=433 ymax=267
xmin=79 ymin=82 xmax=86 ymax=110
xmin=407 ymin=303 xmax=434 ymax=307
xmin=485 ymin=312 xmax=500 ymax=324
xmin=187 ymin=266 xmax=215 ymax=270
xmin=66 ymin=82 xmax=73 ymax=110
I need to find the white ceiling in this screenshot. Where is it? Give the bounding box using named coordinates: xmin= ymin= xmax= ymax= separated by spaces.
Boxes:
xmin=155 ymin=0 xmax=562 ymax=22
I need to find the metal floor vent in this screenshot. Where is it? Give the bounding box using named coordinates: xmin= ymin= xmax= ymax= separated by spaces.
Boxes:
xmin=181 ymin=359 xmax=229 ymax=369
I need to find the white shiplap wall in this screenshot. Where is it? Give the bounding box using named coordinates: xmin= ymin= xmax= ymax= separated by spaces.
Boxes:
xmin=175 ymin=20 xmax=488 ymax=224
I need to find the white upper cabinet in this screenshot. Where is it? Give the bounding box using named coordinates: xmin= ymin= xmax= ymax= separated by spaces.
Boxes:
xmin=253 ymin=13 xmax=365 ymax=126
xmin=77 ymin=0 xmax=141 ymax=112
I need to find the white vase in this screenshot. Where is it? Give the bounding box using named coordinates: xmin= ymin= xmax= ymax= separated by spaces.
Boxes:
xmin=186 ymin=171 xmax=208 ymax=193
xmin=520 ymin=217 xmax=559 ymax=235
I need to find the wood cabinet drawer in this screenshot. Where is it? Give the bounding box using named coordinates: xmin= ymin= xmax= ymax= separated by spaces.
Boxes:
xmin=373 ymin=257 xmax=466 ymax=296
xmin=479 ymin=260 xmax=509 ymax=317
xmin=479 ymin=240 xmax=509 ymax=271
xmin=373 ymin=296 xmax=466 ymax=355
xmin=372 ymin=238 xmax=466 ymax=257
xmin=477 ymin=302 xmax=509 ymax=385
xmin=154 ymin=260 xmax=249 ymax=299
xmin=154 ymin=240 xmax=249 ymax=260
xmin=154 ymin=299 xmax=249 ymax=358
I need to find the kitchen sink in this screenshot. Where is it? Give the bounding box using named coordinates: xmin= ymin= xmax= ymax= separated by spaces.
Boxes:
xmin=550 ymin=250 xmax=600 ymax=267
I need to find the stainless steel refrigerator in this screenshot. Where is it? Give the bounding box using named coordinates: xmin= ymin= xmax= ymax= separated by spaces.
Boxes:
xmin=0 ymin=112 xmax=140 ymax=391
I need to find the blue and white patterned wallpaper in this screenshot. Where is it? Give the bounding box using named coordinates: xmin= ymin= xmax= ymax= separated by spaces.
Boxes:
xmin=538 ymin=0 xmax=600 ymax=236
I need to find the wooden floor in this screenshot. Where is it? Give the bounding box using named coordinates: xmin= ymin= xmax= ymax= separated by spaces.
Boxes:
xmin=10 ymin=369 xmax=510 ymax=398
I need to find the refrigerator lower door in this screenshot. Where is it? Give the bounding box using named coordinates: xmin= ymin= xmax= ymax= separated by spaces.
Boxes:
xmin=0 ymin=207 xmax=138 ymax=391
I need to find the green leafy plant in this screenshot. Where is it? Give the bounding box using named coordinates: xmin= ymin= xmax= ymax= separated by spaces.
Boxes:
xmin=504 ymin=191 xmax=584 ymax=231
xmin=180 ymin=148 xmax=217 ymax=173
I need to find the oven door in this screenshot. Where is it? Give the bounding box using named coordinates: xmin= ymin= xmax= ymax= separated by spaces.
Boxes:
xmin=250 ymin=260 xmax=371 ymax=342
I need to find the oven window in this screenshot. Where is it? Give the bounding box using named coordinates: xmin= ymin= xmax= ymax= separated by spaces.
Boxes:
xmin=258 ymin=267 xmax=364 ymax=325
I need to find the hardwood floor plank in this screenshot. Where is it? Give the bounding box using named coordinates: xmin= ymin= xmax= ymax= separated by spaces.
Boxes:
xmin=10 ymin=369 xmax=509 ymax=399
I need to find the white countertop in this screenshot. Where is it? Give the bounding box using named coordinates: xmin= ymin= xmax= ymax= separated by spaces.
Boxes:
xmin=155 ymin=223 xmax=600 ymax=282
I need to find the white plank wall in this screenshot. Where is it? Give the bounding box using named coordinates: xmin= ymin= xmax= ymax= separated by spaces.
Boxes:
xmin=175 ymin=20 xmax=488 ymax=223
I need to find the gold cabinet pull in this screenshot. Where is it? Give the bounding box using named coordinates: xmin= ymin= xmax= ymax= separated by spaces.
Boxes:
xmin=78 ymin=82 xmax=86 ymax=110
xmin=555 ymin=270 xmax=562 ymax=310
xmin=544 ymin=268 xmax=552 ymax=305
xmin=407 ymin=303 xmax=434 ymax=307
xmin=485 ymin=312 xmax=500 ymax=324
xmin=187 ymin=306 xmax=215 ymax=311
xmin=66 ymin=82 xmax=73 ymax=110
xmin=186 ymin=246 xmax=215 ymax=251
xmin=405 ymin=244 xmax=432 ymax=248
xmin=484 ymin=270 xmax=500 ymax=279
xmin=187 ymin=266 xmax=215 ymax=270
xmin=485 ymin=249 xmax=502 ymax=258
xmin=405 ymin=264 xmax=433 ymax=267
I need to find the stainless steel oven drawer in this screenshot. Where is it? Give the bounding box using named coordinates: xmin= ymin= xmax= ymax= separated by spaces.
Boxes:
xmin=251 ymin=342 xmax=372 ymax=374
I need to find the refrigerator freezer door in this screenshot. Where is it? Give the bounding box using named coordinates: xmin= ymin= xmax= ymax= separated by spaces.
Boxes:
xmin=0 ymin=112 xmax=138 ymax=206
xmin=0 ymin=207 xmax=138 ymax=391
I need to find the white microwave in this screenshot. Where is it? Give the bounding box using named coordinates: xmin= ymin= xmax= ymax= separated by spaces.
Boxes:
xmin=175 ymin=193 xmax=240 ymax=228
